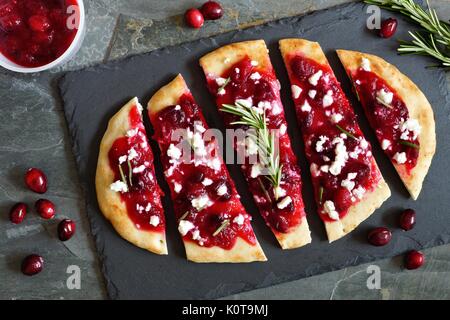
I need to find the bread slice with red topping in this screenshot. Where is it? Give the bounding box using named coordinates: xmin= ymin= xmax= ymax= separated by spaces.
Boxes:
xmin=200 ymin=40 xmax=311 ymax=249
xmin=279 ymin=39 xmax=391 ymax=242
xmin=337 ymin=50 xmax=436 ymax=200
xmin=96 ymin=97 xmax=167 ymax=254
xmin=147 ymin=74 xmax=266 ymax=263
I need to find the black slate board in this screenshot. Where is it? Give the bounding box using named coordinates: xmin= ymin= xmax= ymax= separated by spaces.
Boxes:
xmin=59 ymin=2 xmax=450 ymax=299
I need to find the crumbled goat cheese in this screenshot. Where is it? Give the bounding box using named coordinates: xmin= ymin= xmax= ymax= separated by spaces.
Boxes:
xmin=132 ymin=165 xmax=146 ymax=174
xmin=178 ymin=220 xmax=195 ymax=236
xmin=174 ymin=182 xmax=182 ymax=193
xmin=149 ymin=215 xmax=160 ymax=227
xmin=331 ymin=113 xmax=343 ymax=123
xmin=216 ymin=184 xmax=228 ymax=196
xmin=377 ymin=88 xmax=393 ymax=105
xmin=277 ymin=196 xmax=292 ymax=209
xmin=233 ymin=214 xmax=245 ymax=225
xmin=308 ymin=70 xmax=323 ymax=86
xmin=191 ymin=195 xmax=212 ymax=211
xmin=110 ymin=181 xmax=128 ymax=193
xmin=323 ymin=200 xmax=339 ymax=220
xmin=128 ymin=148 xmax=138 ymax=161
xmin=323 ymin=90 xmax=334 ymax=107
xmin=316 ymin=135 xmax=329 ymax=153
xmin=167 ymin=144 xmax=181 ymax=160
xmin=291 ymin=85 xmax=302 ymax=99
xmin=341 ymin=172 xmax=357 ymax=191
xmin=381 ymin=139 xmax=391 ymax=150
xmin=361 ymin=57 xmax=371 ymax=71
xmin=308 ymin=90 xmax=317 ymax=99
xmin=250 ymin=72 xmax=262 ymax=80
xmin=393 ymin=152 xmax=407 ymax=164
xmin=301 ymin=100 xmax=312 ymax=112
xmin=202 ymin=178 xmax=213 ymax=186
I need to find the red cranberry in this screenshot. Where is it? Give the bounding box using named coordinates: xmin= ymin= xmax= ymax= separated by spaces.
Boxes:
xmin=405 ymin=250 xmax=424 ymax=270
xmin=0 ymin=13 xmax=23 ymax=32
xmin=191 ymin=171 xmax=205 ymax=183
xmin=379 ymin=18 xmax=397 ymax=38
xmin=9 ymin=203 xmax=27 ymax=224
xmin=58 ymin=219 xmax=76 ymax=241
xmin=200 ymin=1 xmax=223 ymax=20
xmin=334 ymin=188 xmax=353 ymax=211
xmin=185 ymin=8 xmax=204 ymax=29
xmin=25 ymin=168 xmax=47 ymax=194
xmin=28 ymin=15 xmax=51 ymax=32
xmin=35 ymin=199 xmax=55 ymax=219
xmin=368 ymin=227 xmax=392 ymax=246
xmin=400 ymin=208 xmax=416 ymax=231
xmin=21 ymin=254 xmax=44 ymax=276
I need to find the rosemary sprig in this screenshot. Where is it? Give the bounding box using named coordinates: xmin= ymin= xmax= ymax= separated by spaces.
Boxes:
xmin=127 ymin=160 xmax=133 ymax=186
xmin=213 ymin=220 xmax=230 ymax=237
xmin=364 ymin=0 xmax=450 ymax=67
xmin=399 ymin=140 xmax=420 ymax=148
xmin=336 ymin=124 xmax=357 ymax=140
xmin=221 ymin=101 xmax=283 ymax=190
xmin=179 ymin=211 xmax=190 ymax=221
xmin=217 ymin=77 xmax=231 ymax=93
xmin=376 ymin=96 xmax=394 ymax=108
xmin=118 ymin=164 xmax=127 ymax=186
xmin=318 ymin=186 xmax=324 ymax=204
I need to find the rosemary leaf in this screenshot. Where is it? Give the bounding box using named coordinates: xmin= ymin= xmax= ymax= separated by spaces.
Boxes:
xmin=213 ymin=220 xmax=230 ymax=237
xmin=319 ymin=186 xmax=324 ymax=204
xmin=399 ymin=140 xmax=420 ymax=149
xmin=336 ymin=124 xmax=357 ymax=140
xmin=118 ymin=164 xmax=127 ymax=186
xmin=127 ymin=160 xmax=133 ymax=186
xmin=376 ymin=97 xmax=394 ymax=109
xmin=179 ymin=211 xmax=189 ymax=221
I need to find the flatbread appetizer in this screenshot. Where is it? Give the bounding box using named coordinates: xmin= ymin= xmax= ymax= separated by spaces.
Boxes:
xmin=337 ymin=50 xmax=436 ymax=200
xmin=147 ymin=74 xmax=266 ymax=263
xmin=96 ymin=97 xmax=167 ymax=254
xmin=200 ymin=40 xmax=311 ymax=249
xmin=279 ymin=39 xmax=391 ymax=242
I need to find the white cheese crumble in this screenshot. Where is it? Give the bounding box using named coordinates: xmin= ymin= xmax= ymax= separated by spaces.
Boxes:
xmin=236 ymin=98 xmax=252 ymax=109
xmin=320 ymin=165 xmax=329 ymax=173
xmin=277 ymin=196 xmax=292 ymax=209
xmin=291 ymin=85 xmax=302 ymax=99
xmin=381 ymin=139 xmax=391 ymax=150
xmin=329 ymin=137 xmax=348 ymax=176
xmin=308 ymin=90 xmax=317 ymax=99
xmin=360 ymin=138 xmax=369 ymax=150
xmin=308 ymin=70 xmax=323 ymax=86
xmin=377 ymin=88 xmax=393 ymax=105
xmin=178 ymin=220 xmax=195 ymax=236
xmin=145 ymin=203 xmax=151 ymax=212
xmin=331 ymin=113 xmax=343 ymax=123
xmin=173 ymin=182 xmax=182 ymax=193
xmin=251 ymin=163 xmax=264 ymax=178
xmin=399 ymin=118 xmax=421 ymax=140
xmin=126 ymin=128 xmax=138 ymax=137
xmin=208 ymin=157 xmax=221 ymax=171
xmin=215 ymin=77 xmax=227 ymax=86
xmin=202 ymin=178 xmax=213 ymax=186
xmin=270 ymin=102 xmax=283 ymax=115
xmin=217 ymin=88 xmax=226 ymax=95
xmin=167 ymin=144 xmax=181 ymax=160
xmin=274 ymin=186 xmax=286 ymax=199
xmin=250 ymin=72 xmax=262 ymax=80
xmin=315 ymin=135 xmax=329 ymax=153
xmin=245 ymin=136 xmax=259 ymax=156
xmin=191 ymin=195 xmax=212 ymax=211
xmin=235 ymin=67 xmax=240 ymax=74
xmin=175 ymin=104 xmax=181 ymax=110
xmin=132 ymin=165 xmax=146 ymax=174
xmin=216 ymin=184 xmax=228 ymax=196
xmin=118 ymin=155 xmax=127 ymax=164
xmin=233 ymin=214 xmax=245 ymax=225
xmin=110 ymin=180 xmax=128 ymax=193
xmin=192 ymin=229 xmax=201 ymax=241
xmin=280 ymin=124 xmax=287 ymax=135
xmin=323 ymin=200 xmax=339 ymax=220
xmin=149 ymin=215 xmax=160 ymax=227
xmin=191 ymin=132 xmax=207 ymax=157
xmin=393 ymin=152 xmax=407 ymax=164
xmin=341 ymin=172 xmax=358 ymax=191
xmin=353 ymin=186 xmax=365 ymax=200
xmin=323 ymin=90 xmax=334 ymax=107
xmin=301 ymin=100 xmax=312 ymax=112
xmin=361 ymin=57 xmax=371 ymax=71
xmin=127 ymin=148 xmax=138 ymax=161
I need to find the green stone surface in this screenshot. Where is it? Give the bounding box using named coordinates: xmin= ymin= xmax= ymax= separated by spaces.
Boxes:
xmin=0 ymin=0 xmax=448 ymax=300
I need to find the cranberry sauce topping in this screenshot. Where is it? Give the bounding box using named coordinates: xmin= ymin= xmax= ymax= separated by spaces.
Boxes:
xmin=152 ymin=93 xmax=257 ymax=249
xmin=206 ymin=56 xmax=306 ymax=234
xmin=0 ymin=0 xmax=79 ymax=67
xmin=351 ymin=67 xmax=420 ymax=173
xmin=108 ymin=104 xmax=165 ymax=232
xmin=287 ymin=54 xmax=381 ymax=222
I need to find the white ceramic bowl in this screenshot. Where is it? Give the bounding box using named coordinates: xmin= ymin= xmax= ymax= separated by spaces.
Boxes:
xmin=0 ymin=0 xmax=86 ymax=73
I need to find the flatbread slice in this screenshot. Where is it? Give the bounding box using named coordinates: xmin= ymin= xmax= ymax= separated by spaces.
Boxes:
xmin=199 ymin=40 xmax=311 ymax=249
xmin=96 ymin=97 xmax=167 ymax=254
xmin=337 ymin=50 xmax=436 ymax=200
xmin=279 ymin=39 xmax=391 ymax=242
xmin=148 ymin=74 xmax=267 ymax=263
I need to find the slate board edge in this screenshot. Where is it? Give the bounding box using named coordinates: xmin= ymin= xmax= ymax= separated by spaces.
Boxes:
xmin=58 ymin=1 xmax=450 ymax=300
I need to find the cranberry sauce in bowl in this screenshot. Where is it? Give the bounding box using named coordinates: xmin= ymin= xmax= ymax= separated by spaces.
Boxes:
xmin=0 ymin=0 xmax=83 ymax=70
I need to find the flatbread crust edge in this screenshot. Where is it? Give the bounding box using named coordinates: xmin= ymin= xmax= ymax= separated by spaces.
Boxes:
xmin=336 ymin=49 xmax=436 ymax=200
xmin=147 ymin=74 xmax=267 ymax=263
xmin=279 ymin=38 xmax=391 ymax=242
xmin=95 ymin=97 xmax=168 ymax=255
xmin=200 ymin=39 xmax=312 ymax=249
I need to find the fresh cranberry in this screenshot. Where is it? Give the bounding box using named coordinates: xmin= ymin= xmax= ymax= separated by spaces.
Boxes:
xmin=58 ymin=219 xmax=76 ymax=241
xmin=25 ymin=168 xmax=47 ymax=194
xmin=35 ymin=199 xmax=55 ymax=219
xmin=9 ymin=203 xmax=27 ymax=224
xmin=405 ymin=250 xmax=424 ymax=270
xmin=185 ymin=8 xmax=204 ymax=29
xmin=334 ymin=188 xmax=353 ymax=211
xmin=368 ymin=227 xmax=392 ymax=246
xmin=379 ymin=18 xmax=397 ymax=38
xmin=291 ymin=56 xmax=316 ymax=80
xmin=191 ymin=171 xmax=205 ymax=183
xmin=200 ymin=1 xmax=223 ymax=20
xmin=21 ymin=254 xmax=44 ymax=276
xmin=33 ymin=30 xmax=54 ymax=45
xmin=400 ymin=208 xmax=416 ymax=231
xmin=28 ymin=15 xmax=51 ymax=32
